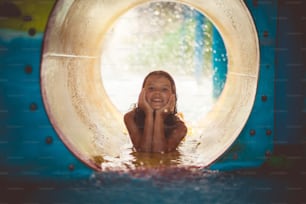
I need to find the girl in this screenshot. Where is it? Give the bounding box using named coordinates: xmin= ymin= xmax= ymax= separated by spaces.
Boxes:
xmin=124 ymin=70 xmax=187 ymax=153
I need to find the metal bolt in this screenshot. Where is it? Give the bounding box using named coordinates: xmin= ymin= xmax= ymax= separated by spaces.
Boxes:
xmin=45 ymin=136 xmax=53 ymax=144
xmin=28 ymin=28 xmax=36 ymax=36
xmin=68 ymin=164 xmax=75 ymax=171
xmin=29 ymin=103 xmax=38 ymax=111
xmin=266 ymin=129 xmax=272 ymax=136
xmin=23 ymin=15 xmax=32 ymax=22
xmin=261 ymin=95 xmax=268 ymax=102
xmin=263 ymin=31 xmax=269 ymax=38
xmin=250 ymin=129 xmax=256 ymax=136
xmin=24 ymin=65 xmax=32 ymax=74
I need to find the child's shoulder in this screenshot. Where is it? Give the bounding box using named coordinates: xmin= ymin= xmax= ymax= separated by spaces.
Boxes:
xmin=124 ymin=109 xmax=136 ymax=120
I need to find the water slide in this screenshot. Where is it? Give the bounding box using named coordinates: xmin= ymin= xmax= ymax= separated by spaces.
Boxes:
xmin=41 ymin=0 xmax=259 ymax=171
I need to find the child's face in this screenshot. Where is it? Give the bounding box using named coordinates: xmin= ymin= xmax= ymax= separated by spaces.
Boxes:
xmin=144 ymin=75 xmax=173 ymax=110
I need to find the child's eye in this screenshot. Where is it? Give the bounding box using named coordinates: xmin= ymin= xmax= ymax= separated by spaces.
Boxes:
xmin=148 ymin=87 xmax=154 ymax=91
xmin=162 ymin=88 xmax=169 ymax=92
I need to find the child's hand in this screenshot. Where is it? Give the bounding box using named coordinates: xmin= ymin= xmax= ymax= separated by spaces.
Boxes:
xmin=157 ymin=94 xmax=175 ymax=118
xmin=138 ymin=88 xmax=153 ymax=114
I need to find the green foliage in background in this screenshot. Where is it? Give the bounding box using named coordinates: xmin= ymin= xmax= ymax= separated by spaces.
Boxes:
xmin=127 ymin=2 xmax=213 ymax=75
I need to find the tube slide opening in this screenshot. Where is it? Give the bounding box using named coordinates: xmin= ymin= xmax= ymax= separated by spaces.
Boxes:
xmin=41 ymin=0 xmax=259 ymax=171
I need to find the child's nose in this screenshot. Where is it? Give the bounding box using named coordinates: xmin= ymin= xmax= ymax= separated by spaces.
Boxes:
xmin=153 ymin=90 xmax=161 ymax=95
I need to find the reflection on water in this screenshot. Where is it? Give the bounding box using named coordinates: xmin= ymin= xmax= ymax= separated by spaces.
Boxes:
xmin=93 ymin=137 xmax=204 ymax=172
xmin=130 ymin=151 xmax=182 ymax=168
xmin=2 ymin=167 xmax=305 ymax=204
xmin=94 ymin=146 xmax=184 ymax=172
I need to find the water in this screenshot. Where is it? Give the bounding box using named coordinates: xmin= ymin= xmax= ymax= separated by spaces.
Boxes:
xmin=0 ymin=15 xmax=304 ymax=204
xmin=2 ymin=167 xmax=306 ymax=203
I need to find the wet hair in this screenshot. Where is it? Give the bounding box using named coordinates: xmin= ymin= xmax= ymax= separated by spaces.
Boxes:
xmin=134 ymin=70 xmax=179 ymax=134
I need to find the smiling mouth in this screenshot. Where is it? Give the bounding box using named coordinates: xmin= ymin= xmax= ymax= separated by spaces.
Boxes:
xmin=150 ymin=99 xmax=164 ymax=107
xmin=151 ymin=98 xmax=164 ymax=104
xmin=152 ymin=98 xmax=162 ymax=102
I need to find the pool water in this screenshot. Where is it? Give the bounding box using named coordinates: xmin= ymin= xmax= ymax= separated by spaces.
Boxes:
xmin=2 ymin=167 xmax=306 ymax=204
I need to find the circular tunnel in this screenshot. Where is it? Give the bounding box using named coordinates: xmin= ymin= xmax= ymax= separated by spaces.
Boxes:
xmin=41 ymin=0 xmax=259 ymax=171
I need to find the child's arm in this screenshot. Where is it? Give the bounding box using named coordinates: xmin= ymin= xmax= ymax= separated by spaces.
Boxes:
xmin=151 ymin=111 xmax=167 ymax=152
xmin=152 ymin=95 xmax=187 ymax=152
xmin=152 ymin=112 xmax=187 ymax=153
xmin=164 ymin=119 xmax=187 ymax=152
xmin=124 ymin=110 xmax=142 ymax=150
xmin=124 ymin=109 xmax=153 ymax=152
xmin=124 ymin=89 xmax=154 ymax=152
